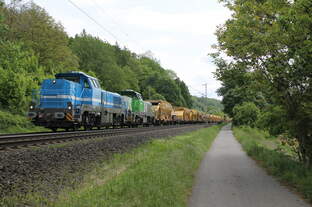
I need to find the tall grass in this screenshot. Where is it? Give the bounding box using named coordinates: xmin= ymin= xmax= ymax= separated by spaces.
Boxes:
xmin=44 ymin=125 xmax=222 ymax=207
xmin=234 ymin=127 xmax=312 ymax=201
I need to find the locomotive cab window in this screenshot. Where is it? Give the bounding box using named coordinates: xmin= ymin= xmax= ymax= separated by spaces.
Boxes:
xmin=84 ymin=79 xmax=90 ymax=88
xmin=91 ymin=79 xmax=100 ymax=88
xmin=95 ymin=79 xmax=101 ymax=88
xmin=90 ymin=79 xmax=97 ymax=88
xmin=56 ymin=76 xmax=80 ymax=83
xmin=137 ymin=94 xmax=143 ymax=100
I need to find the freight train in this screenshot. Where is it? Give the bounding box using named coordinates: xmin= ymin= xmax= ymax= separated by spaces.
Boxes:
xmin=28 ymin=71 xmax=224 ymax=131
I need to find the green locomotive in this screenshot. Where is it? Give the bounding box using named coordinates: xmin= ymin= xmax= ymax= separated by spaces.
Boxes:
xmin=120 ymin=89 xmax=154 ymax=125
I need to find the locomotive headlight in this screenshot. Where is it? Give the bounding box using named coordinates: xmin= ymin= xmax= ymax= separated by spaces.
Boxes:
xmin=67 ymin=102 xmax=73 ymax=110
xmin=30 ymin=105 xmax=34 ymax=110
xmin=52 ymin=80 xmax=56 ymax=84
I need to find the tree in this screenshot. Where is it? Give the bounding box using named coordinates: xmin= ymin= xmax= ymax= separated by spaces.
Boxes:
xmin=215 ymin=0 xmax=312 ymax=165
xmin=212 ymin=56 xmax=267 ymax=116
xmin=192 ymin=96 xmax=224 ymax=115
xmin=141 ymin=73 xmax=184 ymax=106
xmin=0 ymin=0 xmax=195 ymax=116
xmin=233 ymin=102 xmax=260 ymax=127
xmin=70 ymin=31 xmax=138 ymax=92
xmin=175 ymin=78 xmax=192 ymax=108
xmin=256 ymin=105 xmax=287 ymax=135
xmin=0 ymin=1 xmax=8 ymax=41
xmin=3 ymin=1 xmax=78 ymax=73
xmin=0 ymin=41 xmax=44 ymax=113
xmin=0 ymin=1 xmax=45 ymax=113
xmin=138 ymin=57 xmax=192 ymax=107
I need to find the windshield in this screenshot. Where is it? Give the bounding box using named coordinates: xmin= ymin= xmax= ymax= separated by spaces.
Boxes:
xmin=120 ymin=91 xmax=136 ymax=98
xmin=56 ymin=76 xmax=80 ymax=83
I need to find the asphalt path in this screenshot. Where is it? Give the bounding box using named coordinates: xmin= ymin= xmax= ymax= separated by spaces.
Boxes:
xmin=189 ymin=125 xmax=310 ymax=207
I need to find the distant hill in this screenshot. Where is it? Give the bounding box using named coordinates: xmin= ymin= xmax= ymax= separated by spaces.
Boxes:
xmin=192 ymin=96 xmax=224 ymax=115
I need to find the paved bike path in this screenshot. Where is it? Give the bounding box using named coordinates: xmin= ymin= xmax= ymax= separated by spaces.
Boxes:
xmin=189 ymin=125 xmax=310 ymax=207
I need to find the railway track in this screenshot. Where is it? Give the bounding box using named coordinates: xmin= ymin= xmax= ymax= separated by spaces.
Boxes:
xmin=0 ymin=124 xmax=211 ymax=150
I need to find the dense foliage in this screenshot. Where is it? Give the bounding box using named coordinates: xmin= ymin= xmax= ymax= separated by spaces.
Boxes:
xmin=192 ymin=96 xmax=224 ymax=115
xmin=0 ymin=0 xmax=196 ymax=117
xmin=232 ymin=102 xmax=260 ymax=127
xmin=213 ymin=0 xmax=312 ymax=165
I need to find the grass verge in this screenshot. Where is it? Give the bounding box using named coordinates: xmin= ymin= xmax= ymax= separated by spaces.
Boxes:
xmin=53 ymin=125 xmax=222 ymax=207
xmin=0 ymin=110 xmax=47 ymax=134
xmin=5 ymin=124 xmax=222 ymax=207
xmin=234 ymin=126 xmax=312 ymax=202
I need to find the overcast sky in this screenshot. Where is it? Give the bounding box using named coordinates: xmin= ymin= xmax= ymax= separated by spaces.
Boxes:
xmin=32 ymin=0 xmax=231 ymax=99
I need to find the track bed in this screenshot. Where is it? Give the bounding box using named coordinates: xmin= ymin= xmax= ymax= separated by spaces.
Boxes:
xmin=0 ymin=124 xmax=211 ymax=199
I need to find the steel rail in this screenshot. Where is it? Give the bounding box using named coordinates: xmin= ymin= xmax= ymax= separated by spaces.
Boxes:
xmin=0 ymin=124 xmax=210 ymax=150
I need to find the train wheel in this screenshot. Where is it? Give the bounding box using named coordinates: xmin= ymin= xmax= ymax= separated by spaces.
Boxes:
xmin=72 ymin=126 xmax=77 ymax=131
xmin=51 ymin=128 xmax=57 ymax=132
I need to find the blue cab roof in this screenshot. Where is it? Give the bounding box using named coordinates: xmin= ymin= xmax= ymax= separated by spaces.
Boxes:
xmin=55 ymin=71 xmax=98 ymax=80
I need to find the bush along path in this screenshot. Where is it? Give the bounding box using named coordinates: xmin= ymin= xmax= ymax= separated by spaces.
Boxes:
xmin=234 ymin=126 xmax=312 ymax=203
xmin=0 ymin=124 xmax=222 ymax=207
xmin=188 ymin=124 xmax=310 ymax=207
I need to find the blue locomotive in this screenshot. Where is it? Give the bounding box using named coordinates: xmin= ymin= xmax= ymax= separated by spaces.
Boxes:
xmin=28 ymin=71 xmax=154 ymax=131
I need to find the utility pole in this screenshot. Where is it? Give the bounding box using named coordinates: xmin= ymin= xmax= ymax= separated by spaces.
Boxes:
xmin=202 ymin=83 xmax=208 ymax=99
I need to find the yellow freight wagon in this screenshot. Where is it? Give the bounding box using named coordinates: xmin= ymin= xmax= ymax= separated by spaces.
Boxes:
xmin=190 ymin=109 xmax=199 ymax=122
xmin=172 ymin=107 xmax=191 ymax=123
xmin=146 ymin=100 xmax=173 ymax=124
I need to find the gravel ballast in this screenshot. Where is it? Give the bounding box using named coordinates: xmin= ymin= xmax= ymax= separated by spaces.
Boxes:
xmin=0 ymin=124 xmax=209 ymax=198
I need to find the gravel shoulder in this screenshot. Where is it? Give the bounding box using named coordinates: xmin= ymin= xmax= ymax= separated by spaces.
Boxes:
xmin=188 ymin=125 xmax=311 ymax=207
xmin=0 ymin=124 xmax=206 ymax=199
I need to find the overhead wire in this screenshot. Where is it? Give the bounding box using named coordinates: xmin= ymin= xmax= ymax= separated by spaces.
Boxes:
xmin=187 ymin=84 xmax=207 ymax=97
xmin=66 ymin=0 xmax=120 ymax=43
xmin=40 ymin=0 xmax=208 ymax=99
xmin=91 ymin=1 xmax=130 ymax=37
xmin=90 ymin=0 xmax=146 ymax=51
xmin=66 ymin=0 xmax=145 ymax=52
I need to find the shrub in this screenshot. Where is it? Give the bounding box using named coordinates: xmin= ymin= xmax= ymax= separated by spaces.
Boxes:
xmin=232 ymin=102 xmax=260 ymax=127
xmin=256 ymin=105 xmax=287 ymax=135
xmin=0 ymin=110 xmax=33 ymax=130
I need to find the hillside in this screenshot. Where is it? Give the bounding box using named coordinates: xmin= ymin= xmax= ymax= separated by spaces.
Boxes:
xmin=192 ymin=96 xmax=224 ymax=115
xmin=0 ymin=1 xmax=192 ymax=117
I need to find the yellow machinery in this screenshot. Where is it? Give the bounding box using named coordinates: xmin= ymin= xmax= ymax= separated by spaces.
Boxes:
xmin=198 ymin=111 xmax=205 ymax=122
xmin=172 ymin=107 xmax=191 ymax=123
xmin=190 ymin=109 xmax=199 ymax=122
xmin=208 ymin=114 xmax=223 ymax=123
xmin=147 ymin=100 xmax=173 ymax=124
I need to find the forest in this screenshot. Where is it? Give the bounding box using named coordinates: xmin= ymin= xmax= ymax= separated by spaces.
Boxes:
xmin=212 ymin=0 xmax=311 ymax=165
xmin=0 ymin=1 xmax=211 ymax=119
xmin=0 ymin=0 xmax=224 ymax=132
xmin=191 ymin=96 xmax=224 ymax=115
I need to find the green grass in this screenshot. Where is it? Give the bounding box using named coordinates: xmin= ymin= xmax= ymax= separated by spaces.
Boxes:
xmin=234 ymin=126 xmax=312 ymax=202
xmin=53 ymin=125 xmax=222 ymax=207
xmin=0 ymin=110 xmax=47 ymax=134
xmin=2 ymin=125 xmax=222 ymax=207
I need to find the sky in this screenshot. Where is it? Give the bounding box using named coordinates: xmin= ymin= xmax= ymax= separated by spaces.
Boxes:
xmin=31 ymin=0 xmax=231 ymax=100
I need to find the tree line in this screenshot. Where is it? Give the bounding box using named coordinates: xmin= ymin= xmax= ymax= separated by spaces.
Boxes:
xmin=212 ymin=0 xmax=311 ymax=165
xmin=192 ymin=96 xmax=224 ymax=116
xmin=0 ymin=0 xmax=193 ymax=114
